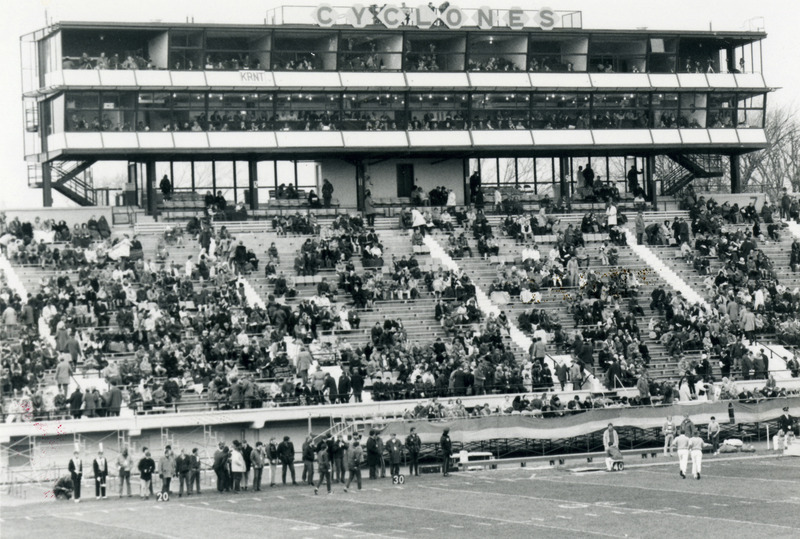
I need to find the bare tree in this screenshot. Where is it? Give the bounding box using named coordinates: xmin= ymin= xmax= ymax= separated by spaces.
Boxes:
xmin=740 ymin=106 xmax=800 ymax=200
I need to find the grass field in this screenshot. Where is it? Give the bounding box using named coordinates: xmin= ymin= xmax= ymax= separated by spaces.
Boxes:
xmin=2 ymin=453 xmax=799 ymax=539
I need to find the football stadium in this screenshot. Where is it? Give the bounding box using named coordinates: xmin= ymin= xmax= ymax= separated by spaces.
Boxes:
xmin=1 ymin=2 xmax=799 ymax=537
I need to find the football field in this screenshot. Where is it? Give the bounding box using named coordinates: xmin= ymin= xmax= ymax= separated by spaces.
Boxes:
xmin=2 ymin=454 xmax=799 ymax=539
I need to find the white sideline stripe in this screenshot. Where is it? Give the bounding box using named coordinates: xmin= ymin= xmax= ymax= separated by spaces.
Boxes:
xmin=336 ymin=496 xmax=627 ymax=538
xmin=53 ymin=515 xmax=177 ymax=538
xmin=423 ymin=483 xmax=800 ymax=532
xmin=182 ymin=504 xmax=398 ymax=538
xmin=635 ymin=468 xmax=800 ymax=484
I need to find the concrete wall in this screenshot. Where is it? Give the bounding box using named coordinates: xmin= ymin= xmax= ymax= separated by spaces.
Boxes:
xmin=2 ymin=206 xmax=114 ymax=229
xmin=320 ymin=157 xmax=466 ymax=205
xmin=319 ymin=159 xmax=357 ymax=208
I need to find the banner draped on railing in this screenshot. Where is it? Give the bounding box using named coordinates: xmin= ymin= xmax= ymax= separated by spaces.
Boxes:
xmin=387 ymin=397 xmax=800 ymax=444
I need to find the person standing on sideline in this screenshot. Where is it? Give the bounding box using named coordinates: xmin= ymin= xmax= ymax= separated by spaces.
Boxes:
xmin=386 ymin=433 xmax=403 ymax=477
xmin=440 ymin=428 xmax=452 ymax=477
xmin=663 ymin=416 xmax=676 ymax=456
xmin=278 ymin=435 xmax=298 ymax=485
xmin=366 ymin=430 xmax=380 ymax=479
xmin=230 ymin=441 xmax=246 ymax=492
xmin=267 ymin=437 xmax=279 ymax=487
xmin=138 ymin=451 xmax=155 ymax=500
xmin=405 ymin=427 xmax=421 ymax=476
xmin=189 ymin=448 xmax=202 ymax=494
xmin=344 ymin=438 xmax=363 ymax=492
xmin=117 ymin=448 xmax=133 ymax=498
xmin=252 ymin=441 xmax=265 ymax=491
xmin=707 ymin=416 xmax=721 ymax=455
xmin=313 ymin=441 xmax=332 ymax=495
xmin=302 ymin=434 xmax=316 ymax=485
xmin=680 ymin=413 xmax=696 ymax=438
xmin=603 ymin=423 xmax=620 ymax=471
xmin=68 ymin=451 xmax=83 ymax=503
xmin=241 ymin=440 xmax=253 ymax=491
xmin=672 ymin=429 xmax=691 ymax=478
xmin=689 ymin=433 xmax=704 ymax=479
xmin=175 ymin=448 xmax=191 ymax=497
xmin=93 ymin=450 xmax=108 ymax=499
xmin=158 ymin=447 xmax=176 ymax=495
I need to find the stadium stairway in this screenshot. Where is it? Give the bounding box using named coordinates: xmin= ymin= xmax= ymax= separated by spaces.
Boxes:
xmin=423 ymin=233 xmax=605 ymax=392
xmin=623 ymin=228 xmax=707 ymax=307
xmin=0 ymin=254 xmax=29 ymax=301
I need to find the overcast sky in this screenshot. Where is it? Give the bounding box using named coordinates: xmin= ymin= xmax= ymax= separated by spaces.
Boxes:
xmin=1 ymin=0 xmax=797 ymax=208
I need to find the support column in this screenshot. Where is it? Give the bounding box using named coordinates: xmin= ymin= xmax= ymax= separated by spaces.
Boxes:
xmin=247 ymin=160 xmax=259 ymax=211
xmin=646 ymin=155 xmax=657 ymax=209
xmin=145 ymin=160 xmax=156 ymax=216
xmin=462 ymin=158 xmax=471 ymax=205
xmin=730 ymin=155 xmax=741 ymax=194
xmin=41 ymin=164 xmax=53 ymax=208
xmin=558 ymin=156 xmax=570 ymax=199
xmin=355 ymin=160 xmax=366 ymax=212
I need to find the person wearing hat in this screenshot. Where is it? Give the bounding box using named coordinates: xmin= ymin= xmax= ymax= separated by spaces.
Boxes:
xmin=93 ymin=449 xmax=108 ymax=499
xmin=138 ymin=451 xmax=156 ymax=500
xmin=778 ymin=407 xmax=796 ymax=435
xmin=386 ymin=433 xmax=403 ymax=477
xmin=440 ymin=428 xmax=452 ymax=477
xmin=707 ymin=416 xmax=721 ymax=455
xmin=68 ymin=450 xmax=83 ymax=503
xmin=277 ymin=435 xmax=298 ymax=485
xmin=405 ymin=427 xmax=422 ymax=476
xmin=680 ymin=413 xmax=696 ymax=438
xmin=366 ymin=430 xmax=380 ymax=480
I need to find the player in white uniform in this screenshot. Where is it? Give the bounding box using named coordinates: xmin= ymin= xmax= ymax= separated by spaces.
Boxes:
xmin=671 ymin=429 xmax=690 ymax=478
xmin=688 ymin=434 xmax=704 ymax=479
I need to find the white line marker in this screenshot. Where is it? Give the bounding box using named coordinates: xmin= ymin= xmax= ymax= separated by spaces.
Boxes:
xmin=420 ymin=527 xmax=435 ymax=530
xmin=450 ymin=525 xmax=463 ymax=528
xmin=25 ymin=516 xmax=34 ymax=521
xmin=227 ymin=500 xmax=237 ymax=504
xmin=688 ymin=505 xmax=702 ymax=509
xmin=556 ymin=516 xmax=572 ymax=520
xmin=127 ymin=507 xmax=137 ymax=512
xmin=585 ymin=513 xmax=599 ymax=517
xmin=611 ymin=511 xmax=625 ymax=515
xmin=277 ymin=496 xmax=285 ymax=499
xmin=713 ymin=503 xmax=728 ymax=507
xmin=252 ymin=498 xmax=261 ymax=502
xmin=201 ymin=502 xmax=209 ymax=506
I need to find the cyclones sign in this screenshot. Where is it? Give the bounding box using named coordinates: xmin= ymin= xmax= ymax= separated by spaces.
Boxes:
xmin=311 ymin=4 xmax=560 ymax=31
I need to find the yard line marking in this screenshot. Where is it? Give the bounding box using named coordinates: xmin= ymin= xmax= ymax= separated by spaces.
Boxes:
xmin=100 ymin=510 xmax=109 ymax=514
xmin=713 ymin=503 xmax=728 ymax=507
xmin=611 ymin=511 xmax=625 ymax=515
xmin=477 ymin=523 xmax=492 ymax=526
xmin=529 ymin=476 xmax=786 ymax=503
xmin=127 ymin=507 xmax=137 ymax=512
xmin=25 ymin=516 xmax=34 ymax=521
xmin=420 ymin=527 xmax=435 ymax=530
xmin=201 ymin=502 xmax=209 ymax=506
xmin=153 ymin=505 xmax=163 ymax=510
xmin=390 ymin=530 xmax=406 ymax=533
xmin=422 ymin=484 xmax=800 ymax=532
xmin=53 ymin=515 xmax=175 ymax=539
xmin=556 ymin=516 xmax=572 ymax=520
xmin=227 ymin=500 xmax=237 ymax=504
xmin=336 ymin=496 xmax=627 ymax=538
xmin=252 ymin=498 xmax=261 ymax=502
xmin=182 ymin=504 xmax=398 ymax=539
xmin=585 ymin=514 xmax=599 ymax=517
xmin=277 ymin=496 xmax=286 ymax=499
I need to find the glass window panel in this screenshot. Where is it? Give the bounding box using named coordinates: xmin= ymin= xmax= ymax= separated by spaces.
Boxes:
xmin=517 ymin=158 xmax=534 ymax=187
xmin=652 ymin=92 xmax=679 ymax=128
xmin=172 ymin=162 xmax=192 ymax=190
xmin=679 ymin=93 xmax=707 ymax=128
xmin=471 ymin=93 xmax=529 ymax=129
xmin=297 ymin=162 xmax=319 ymax=190
xmin=467 ymin=34 xmax=526 ymax=71
xmin=408 ymin=93 xmax=468 ymax=130
xmin=404 ymin=34 xmax=466 ymax=71
xmin=529 ymin=35 xmax=587 ymax=72
xmin=215 ymin=161 xmax=234 ymax=188
xmin=276 ymin=161 xmax=295 ymax=187
xmin=479 ymin=158 xmax=498 ymax=185
xmin=272 ymin=31 xmax=337 ymax=70
xmin=340 ymin=33 xmax=403 ymax=71
xmin=342 ymin=93 xmax=405 ymax=130
xmin=592 ymin=93 xmax=649 ymax=129
xmin=498 ymin=158 xmax=516 ymax=185
xmin=194 ymin=162 xmax=214 ymax=191
xmin=275 ymin=93 xmax=340 ymax=130
xmin=257 ymin=161 xmax=277 ymax=195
